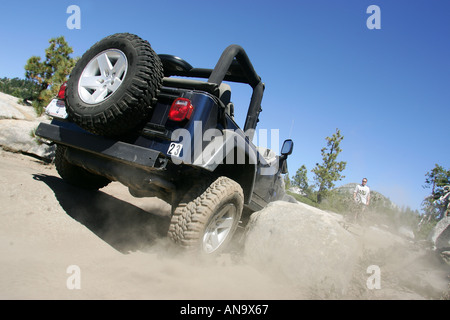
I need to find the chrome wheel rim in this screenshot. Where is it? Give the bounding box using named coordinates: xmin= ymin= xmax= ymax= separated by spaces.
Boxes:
xmin=78 ymin=49 xmax=128 ymax=104
xmin=202 ymin=203 xmax=237 ymax=254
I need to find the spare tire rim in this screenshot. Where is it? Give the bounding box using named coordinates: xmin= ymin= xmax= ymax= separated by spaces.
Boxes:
xmin=78 ymin=49 xmax=128 ymax=105
xmin=202 ymin=203 xmax=237 ymax=254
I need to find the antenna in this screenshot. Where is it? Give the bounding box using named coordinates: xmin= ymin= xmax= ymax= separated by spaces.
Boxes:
xmin=288 ymin=119 xmax=294 ymax=139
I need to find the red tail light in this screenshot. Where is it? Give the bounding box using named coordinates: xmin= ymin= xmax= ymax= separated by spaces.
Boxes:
xmin=168 ymin=98 xmax=194 ymax=121
xmin=57 ymin=81 xmax=67 ymax=100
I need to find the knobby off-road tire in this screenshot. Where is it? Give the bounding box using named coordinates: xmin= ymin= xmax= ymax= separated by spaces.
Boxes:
xmin=54 ymin=145 xmax=110 ymax=190
xmin=168 ymin=177 xmax=244 ymax=254
xmin=65 ymin=33 xmax=163 ymax=136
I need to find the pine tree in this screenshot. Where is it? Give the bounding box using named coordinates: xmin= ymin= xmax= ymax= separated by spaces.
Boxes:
xmin=421 ymin=164 xmax=450 ymax=220
xmin=24 ymin=36 xmax=77 ymax=115
xmin=0 ymin=77 xmax=40 ymax=101
xmin=312 ymin=128 xmax=347 ymax=203
xmin=423 ymin=164 xmax=450 ymax=198
xmin=284 ymin=172 xmax=291 ymax=190
xmin=292 ymin=165 xmax=309 ymax=192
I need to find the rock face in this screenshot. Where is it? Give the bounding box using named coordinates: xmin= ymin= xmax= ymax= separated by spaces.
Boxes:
xmin=429 ymin=217 xmax=450 ymax=251
xmin=0 ymin=92 xmax=54 ymax=160
xmin=243 ymin=201 xmax=450 ymax=299
xmin=243 ymin=201 xmax=359 ymax=297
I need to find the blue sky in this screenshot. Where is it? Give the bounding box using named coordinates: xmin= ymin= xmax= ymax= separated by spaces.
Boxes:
xmin=1 ymin=0 xmax=449 ymax=211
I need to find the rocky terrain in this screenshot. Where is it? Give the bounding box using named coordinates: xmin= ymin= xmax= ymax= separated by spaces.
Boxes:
xmin=0 ymin=92 xmax=449 ymax=299
xmin=0 ymin=92 xmax=54 ymax=160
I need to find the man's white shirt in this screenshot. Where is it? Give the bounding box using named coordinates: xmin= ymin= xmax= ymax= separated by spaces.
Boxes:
xmin=354 ymin=184 xmax=370 ymax=205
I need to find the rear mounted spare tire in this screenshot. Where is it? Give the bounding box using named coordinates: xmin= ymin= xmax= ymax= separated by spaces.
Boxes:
xmin=65 ymin=33 xmax=163 ymax=136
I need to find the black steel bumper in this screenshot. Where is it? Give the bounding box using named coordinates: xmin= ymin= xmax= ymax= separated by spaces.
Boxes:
xmin=35 ymin=122 xmax=162 ymax=169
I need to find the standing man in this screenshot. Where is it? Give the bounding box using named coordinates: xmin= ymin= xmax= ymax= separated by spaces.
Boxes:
xmin=353 ymin=178 xmax=370 ymax=222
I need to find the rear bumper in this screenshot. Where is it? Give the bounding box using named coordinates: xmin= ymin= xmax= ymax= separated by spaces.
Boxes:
xmin=35 ymin=121 xmax=164 ymax=169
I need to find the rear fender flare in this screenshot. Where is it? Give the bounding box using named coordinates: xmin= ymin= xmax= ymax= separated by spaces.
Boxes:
xmin=193 ymin=129 xmax=257 ymax=203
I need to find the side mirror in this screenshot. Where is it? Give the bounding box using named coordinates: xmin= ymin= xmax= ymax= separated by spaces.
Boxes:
xmin=281 ymin=139 xmax=294 ymax=156
xmin=280 ymin=139 xmax=293 ymax=174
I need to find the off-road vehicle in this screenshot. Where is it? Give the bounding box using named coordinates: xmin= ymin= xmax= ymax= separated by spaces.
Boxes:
xmin=36 ymin=33 xmax=294 ymax=254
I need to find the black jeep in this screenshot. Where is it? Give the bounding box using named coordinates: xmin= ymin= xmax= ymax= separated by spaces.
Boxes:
xmin=36 ymin=33 xmax=294 ymax=254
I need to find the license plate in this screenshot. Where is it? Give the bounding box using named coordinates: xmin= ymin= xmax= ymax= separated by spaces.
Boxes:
xmin=45 ymin=99 xmax=68 ymax=119
xmin=167 ymin=142 xmax=183 ymax=156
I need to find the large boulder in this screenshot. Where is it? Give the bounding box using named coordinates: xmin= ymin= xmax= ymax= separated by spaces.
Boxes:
xmin=243 ymin=201 xmax=359 ymax=297
xmin=429 ymin=216 xmax=450 ymax=251
xmin=0 ymin=92 xmax=54 ymax=160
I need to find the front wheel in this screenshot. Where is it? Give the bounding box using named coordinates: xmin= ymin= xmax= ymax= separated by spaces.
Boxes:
xmin=168 ymin=177 xmax=244 ymax=254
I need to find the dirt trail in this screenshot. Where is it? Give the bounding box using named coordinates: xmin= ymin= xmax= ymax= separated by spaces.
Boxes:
xmin=0 ymin=150 xmax=298 ymax=299
xmin=0 ymin=150 xmax=448 ymax=300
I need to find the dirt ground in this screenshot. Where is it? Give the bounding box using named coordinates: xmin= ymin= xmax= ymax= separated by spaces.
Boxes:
xmin=0 ymin=150 xmax=448 ymax=300
xmin=0 ymin=150 xmax=299 ymax=300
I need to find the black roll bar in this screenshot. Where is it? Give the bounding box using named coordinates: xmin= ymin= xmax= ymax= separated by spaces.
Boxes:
xmin=208 ymin=45 xmax=261 ymax=88
xmin=159 ymin=45 xmax=265 ymax=136
xmin=208 ymin=45 xmax=264 ymax=136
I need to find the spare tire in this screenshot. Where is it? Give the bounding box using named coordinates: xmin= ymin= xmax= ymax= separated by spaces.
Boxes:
xmin=65 ymin=33 xmax=163 ymax=136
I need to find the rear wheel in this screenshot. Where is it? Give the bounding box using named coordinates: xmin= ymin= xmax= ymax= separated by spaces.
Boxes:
xmin=54 ymin=145 xmax=110 ymax=190
xmin=65 ymin=33 xmax=163 ymax=136
xmin=168 ymin=177 xmax=244 ymax=254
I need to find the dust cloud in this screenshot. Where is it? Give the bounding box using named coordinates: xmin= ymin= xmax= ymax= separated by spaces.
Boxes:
xmin=0 ymin=150 xmax=448 ymax=300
